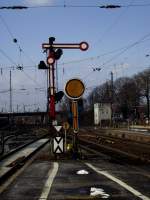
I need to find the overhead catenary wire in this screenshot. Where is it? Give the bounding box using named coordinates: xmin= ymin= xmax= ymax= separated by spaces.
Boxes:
xmin=0 ymin=47 xmax=43 ymax=88
xmin=0 ymin=65 xmax=38 ymax=70
xmin=1 ymin=35 xmax=150 ymax=73
xmin=0 ymin=86 xmax=46 ymax=93
xmin=0 ymin=15 xmax=43 ymax=88
xmin=1 ymin=3 xmax=150 ymax=10
xmin=0 ymin=14 xmax=44 ymax=104
xmin=82 ymin=32 xmax=150 ymax=80
xmin=0 ymin=3 xmax=149 ymax=78
xmin=0 ymin=42 xmax=144 ymax=70
xmin=21 ymin=70 xmax=43 ymax=88
xmin=0 ymin=45 xmax=137 ymax=71
xmin=0 ymin=14 xmax=46 ymax=111
xmin=100 ymin=33 xmax=150 ymax=66
xmin=0 ymin=3 xmax=149 ymax=69
xmin=0 ymin=48 xmax=18 ymax=67
xmin=21 ymin=49 xmax=37 ymax=66
xmin=0 ymin=14 xmax=22 ymax=53
xmin=58 ymin=37 xmax=150 ymax=67
xmin=58 ymin=45 xmax=133 ymax=67
xmin=93 ymin=0 xmax=134 ymax=47
xmin=0 ymin=14 xmax=36 ymax=66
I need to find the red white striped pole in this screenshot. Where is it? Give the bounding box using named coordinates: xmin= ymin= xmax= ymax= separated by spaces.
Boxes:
xmin=48 ymin=56 xmax=56 ymax=120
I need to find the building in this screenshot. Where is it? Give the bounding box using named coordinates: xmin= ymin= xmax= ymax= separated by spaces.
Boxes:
xmin=94 ymin=103 xmax=111 ymax=126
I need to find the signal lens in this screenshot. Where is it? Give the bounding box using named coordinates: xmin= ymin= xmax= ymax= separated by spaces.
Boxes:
xmin=47 ymin=56 xmax=55 ymax=64
xmin=80 ymin=42 xmax=89 ymax=51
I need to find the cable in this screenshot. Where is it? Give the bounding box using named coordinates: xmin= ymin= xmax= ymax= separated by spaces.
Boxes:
xmin=21 ymin=49 xmax=37 ymax=66
xmin=1 ymin=3 xmax=150 ymax=9
xmin=101 ymin=33 xmax=150 ymax=66
xmin=0 ymin=48 xmax=18 ymax=66
xmin=22 ymin=5 xmax=100 ymax=9
xmin=21 ymin=70 xmax=43 ymax=88
xmin=0 ymin=16 xmax=42 ymax=88
xmin=82 ymin=32 xmax=150 ymax=80
xmin=123 ymin=3 xmax=150 ymax=7
xmin=0 ymin=6 xmax=28 ymax=10
xmin=58 ymin=37 xmax=150 ymax=67
xmin=0 ymin=48 xmax=43 ymax=88
xmin=0 ymin=65 xmax=38 ymax=70
xmin=0 ymin=15 xmax=14 ymax=39
xmin=20 ymin=3 xmax=150 ymax=9
xmin=0 ymin=14 xmax=21 ymax=51
xmin=93 ymin=0 xmax=134 ymax=47
xmin=59 ymin=46 xmax=131 ymax=67
xmin=0 ymin=14 xmax=36 ymax=66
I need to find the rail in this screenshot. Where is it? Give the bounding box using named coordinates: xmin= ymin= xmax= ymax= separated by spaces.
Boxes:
xmin=0 ymin=137 xmax=50 ymax=184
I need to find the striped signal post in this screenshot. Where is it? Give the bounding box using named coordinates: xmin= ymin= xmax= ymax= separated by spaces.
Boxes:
xmin=64 ymin=78 xmax=85 ymax=157
xmin=72 ymin=101 xmax=79 ymax=133
xmin=72 ymin=101 xmax=79 ymax=154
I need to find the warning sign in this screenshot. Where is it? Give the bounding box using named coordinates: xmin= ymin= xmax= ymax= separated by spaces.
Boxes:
xmin=63 ymin=122 xmax=70 ymax=130
xmin=53 ymin=137 xmax=64 ymax=154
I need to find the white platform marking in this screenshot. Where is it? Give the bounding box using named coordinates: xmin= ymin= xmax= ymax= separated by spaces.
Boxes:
xmin=76 ymin=169 xmax=89 ymax=175
xmin=86 ymin=163 xmax=150 ymax=200
xmin=39 ymin=162 xmax=58 ymax=200
xmin=90 ymin=187 xmax=110 ymax=198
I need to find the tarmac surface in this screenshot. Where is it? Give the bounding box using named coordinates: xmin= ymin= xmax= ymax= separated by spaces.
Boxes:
xmin=0 ymin=142 xmax=150 ymax=200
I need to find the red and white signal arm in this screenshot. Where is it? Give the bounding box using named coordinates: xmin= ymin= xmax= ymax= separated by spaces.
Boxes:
xmin=42 ymin=41 xmax=89 ymax=51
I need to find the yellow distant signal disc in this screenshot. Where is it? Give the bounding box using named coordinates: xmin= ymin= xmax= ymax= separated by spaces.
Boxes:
xmin=65 ymin=78 xmax=85 ymax=99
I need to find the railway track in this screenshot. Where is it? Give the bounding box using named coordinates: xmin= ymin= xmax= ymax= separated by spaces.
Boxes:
xmin=77 ymin=128 xmax=150 ymax=164
xmin=0 ymin=126 xmax=48 ymax=156
xmin=0 ymin=136 xmax=50 ymax=185
xmin=1 ymin=126 xmax=149 ymax=187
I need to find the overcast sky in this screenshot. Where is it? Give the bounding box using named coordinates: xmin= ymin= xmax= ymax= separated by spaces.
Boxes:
xmin=0 ymin=0 xmax=150 ymax=112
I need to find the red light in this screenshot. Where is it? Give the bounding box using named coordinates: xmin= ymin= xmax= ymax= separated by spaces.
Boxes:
xmin=47 ymin=56 xmax=55 ymax=65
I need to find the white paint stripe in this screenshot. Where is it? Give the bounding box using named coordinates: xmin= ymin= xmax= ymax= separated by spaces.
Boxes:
xmin=86 ymin=163 xmax=150 ymax=200
xmin=39 ymin=162 xmax=58 ymax=200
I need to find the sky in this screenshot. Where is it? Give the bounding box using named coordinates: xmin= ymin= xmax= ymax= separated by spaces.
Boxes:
xmin=0 ymin=0 xmax=150 ymax=112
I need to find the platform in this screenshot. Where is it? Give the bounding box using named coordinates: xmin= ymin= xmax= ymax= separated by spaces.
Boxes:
xmin=0 ymin=142 xmax=150 ymax=200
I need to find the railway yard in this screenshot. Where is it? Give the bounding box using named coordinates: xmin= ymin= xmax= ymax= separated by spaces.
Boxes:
xmin=0 ymin=2 xmax=150 ymax=199
xmin=0 ymin=125 xmax=150 ymax=200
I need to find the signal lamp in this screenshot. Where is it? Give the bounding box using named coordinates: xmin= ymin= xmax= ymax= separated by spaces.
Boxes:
xmin=49 ymin=37 xmax=55 ymax=44
xmin=47 ymin=55 xmax=55 ymax=65
xmin=79 ymin=42 xmax=89 ymax=51
xmin=55 ymin=91 xmax=64 ymax=103
xmin=55 ymin=48 xmax=63 ymax=60
xmin=38 ymin=61 xmax=47 ymax=69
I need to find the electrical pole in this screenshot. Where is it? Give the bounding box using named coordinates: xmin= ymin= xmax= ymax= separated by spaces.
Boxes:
xmin=23 ymin=104 xmax=26 ymax=113
xmin=17 ymin=104 xmax=19 ymax=113
xmin=9 ymin=70 xmax=12 ymax=113
xmin=146 ymin=77 xmax=150 ymax=124
xmin=110 ymin=71 xmax=114 ymax=126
